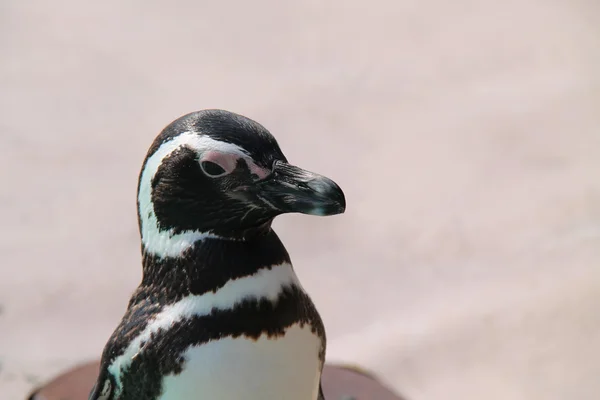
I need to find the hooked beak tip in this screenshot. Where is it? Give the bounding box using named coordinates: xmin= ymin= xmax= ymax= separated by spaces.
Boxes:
xmin=256 ymin=161 xmax=346 ymax=217
xmin=306 ymin=178 xmax=346 ymax=216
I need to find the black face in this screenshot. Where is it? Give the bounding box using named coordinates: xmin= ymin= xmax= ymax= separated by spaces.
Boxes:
xmin=140 ymin=110 xmax=346 ymax=239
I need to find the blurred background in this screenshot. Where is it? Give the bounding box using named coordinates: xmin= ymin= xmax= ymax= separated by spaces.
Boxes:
xmin=1 ymin=1 xmax=599 ymax=399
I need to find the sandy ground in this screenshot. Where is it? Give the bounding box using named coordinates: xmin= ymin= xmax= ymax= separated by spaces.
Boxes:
xmin=1 ymin=1 xmax=600 ymax=399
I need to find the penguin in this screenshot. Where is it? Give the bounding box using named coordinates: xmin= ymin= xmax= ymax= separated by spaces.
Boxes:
xmin=88 ymin=109 xmax=346 ymax=400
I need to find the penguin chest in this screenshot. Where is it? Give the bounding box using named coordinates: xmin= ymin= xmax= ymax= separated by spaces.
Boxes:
xmin=158 ymin=323 xmax=323 ymax=400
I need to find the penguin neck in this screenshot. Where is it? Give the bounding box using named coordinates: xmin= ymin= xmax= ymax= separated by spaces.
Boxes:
xmin=139 ymin=228 xmax=292 ymax=301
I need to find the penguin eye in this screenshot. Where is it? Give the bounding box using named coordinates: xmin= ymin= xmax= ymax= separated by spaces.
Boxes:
xmin=201 ymin=161 xmax=227 ymax=177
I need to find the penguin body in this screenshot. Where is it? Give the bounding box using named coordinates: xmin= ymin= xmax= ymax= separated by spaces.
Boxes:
xmin=89 ymin=110 xmax=345 ymax=400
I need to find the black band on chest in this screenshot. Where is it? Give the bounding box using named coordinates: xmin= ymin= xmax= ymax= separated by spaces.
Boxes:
xmin=117 ymin=285 xmax=325 ymax=400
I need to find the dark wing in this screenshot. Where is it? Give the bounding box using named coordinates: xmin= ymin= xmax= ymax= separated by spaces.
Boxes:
xmin=88 ymin=287 xmax=162 ymax=400
xmin=88 ymin=362 xmax=116 ymax=400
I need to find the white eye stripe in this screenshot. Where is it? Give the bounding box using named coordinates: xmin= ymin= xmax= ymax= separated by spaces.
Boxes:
xmin=138 ymin=132 xmax=248 ymax=258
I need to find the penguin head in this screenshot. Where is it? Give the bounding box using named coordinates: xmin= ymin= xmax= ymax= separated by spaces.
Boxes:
xmin=137 ymin=109 xmax=345 ymax=257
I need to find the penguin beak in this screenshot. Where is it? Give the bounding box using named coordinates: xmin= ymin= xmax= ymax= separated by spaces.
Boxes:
xmin=256 ymin=160 xmax=346 ymax=216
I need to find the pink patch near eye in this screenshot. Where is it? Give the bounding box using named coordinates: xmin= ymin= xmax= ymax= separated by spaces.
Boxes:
xmin=200 ymin=151 xmax=271 ymax=179
xmin=201 ymin=151 xmax=239 ymax=174
xmin=247 ymin=162 xmax=270 ymax=179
